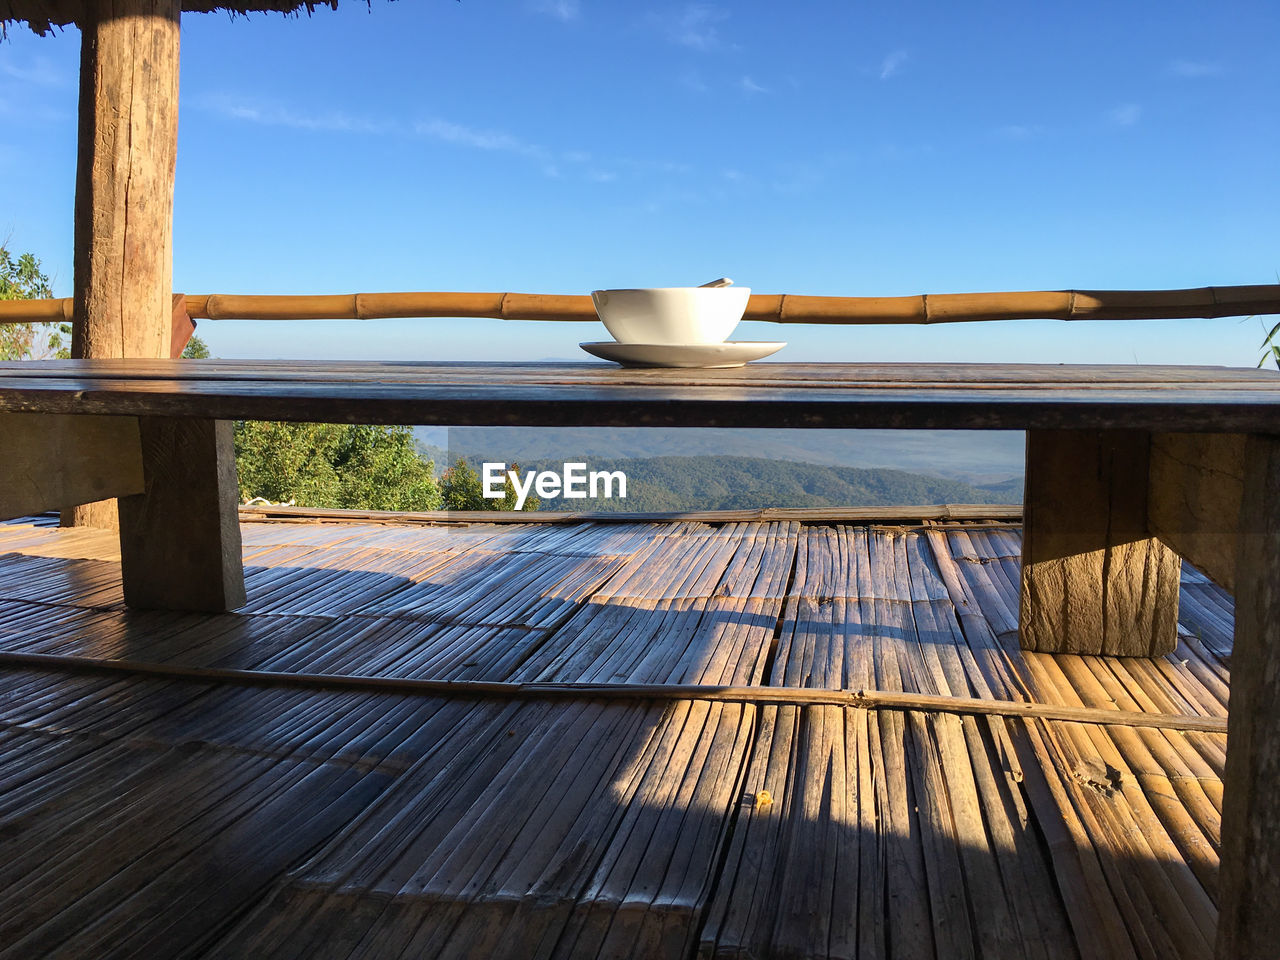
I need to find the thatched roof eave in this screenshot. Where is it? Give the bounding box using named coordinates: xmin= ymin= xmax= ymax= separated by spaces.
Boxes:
xmin=1 ymin=1 xmax=381 ymax=36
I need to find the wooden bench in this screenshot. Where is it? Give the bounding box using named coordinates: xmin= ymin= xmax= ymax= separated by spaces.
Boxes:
xmin=2 ymin=357 xmax=1279 ymax=956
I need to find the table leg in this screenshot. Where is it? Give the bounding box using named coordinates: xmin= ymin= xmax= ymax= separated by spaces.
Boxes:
xmin=117 ymin=417 xmax=246 ymax=611
xmin=1148 ymin=433 xmax=1245 ymax=593
xmin=1217 ymin=433 xmax=1280 ymax=957
xmin=1019 ymin=429 xmax=1180 ymax=656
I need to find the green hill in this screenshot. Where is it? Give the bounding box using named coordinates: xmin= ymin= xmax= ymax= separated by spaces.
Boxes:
xmin=414 ymin=426 xmax=1024 ymax=484
xmin=463 ymin=455 xmax=1022 ymax=513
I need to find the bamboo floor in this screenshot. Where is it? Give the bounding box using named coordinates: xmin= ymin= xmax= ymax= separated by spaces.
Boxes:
xmin=0 ymin=514 xmax=1232 ymax=960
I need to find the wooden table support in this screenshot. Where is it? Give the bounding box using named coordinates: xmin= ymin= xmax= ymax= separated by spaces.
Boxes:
xmin=1217 ymin=433 xmax=1280 ymax=958
xmin=1148 ymin=432 xmax=1246 ymax=592
xmin=117 ymin=417 xmax=245 ymax=612
xmin=1019 ymin=429 xmax=1181 ymax=656
xmin=0 ymin=413 xmax=144 ymax=518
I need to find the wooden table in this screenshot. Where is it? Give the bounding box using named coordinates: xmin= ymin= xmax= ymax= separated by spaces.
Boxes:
xmin=1 ymin=357 xmax=1278 ymax=957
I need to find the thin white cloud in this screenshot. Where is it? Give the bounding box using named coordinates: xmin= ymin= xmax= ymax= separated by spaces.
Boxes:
xmin=667 ymin=4 xmax=730 ymax=51
xmin=0 ymin=95 xmax=69 ymax=123
xmin=739 ymin=75 xmax=768 ymax=94
xmin=618 ymin=157 xmax=693 ymax=176
xmin=679 ymin=70 xmax=710 ymax=94
xmin=415 ymin=118 xmax=548 ymax=161
xmin=204 ymin=95 xmax=658 ymax=184
xmin=1108 ymin=103 xmax=1141 ymax=126
xmin=772 ymin=160 xmax=824 ymax=194
xmin=1169 ymin=59 xmax=1223 ymax=78
xmin=879 ymin=49 xmax=907 ymax=80
xmin=205 ymin=96 xmax=389 ymax=134
xmin=209 ymin=97 xmax=544 ymax=158
xmin=530 ymin=0 xmax=580 ymax=22
xmin=0 ymin=56 xmax=66 ymax=87
xmin=876 ymin=141 xmax=933 ymax=160
xmin=997 ymin=124 xmax=1046 ymax=140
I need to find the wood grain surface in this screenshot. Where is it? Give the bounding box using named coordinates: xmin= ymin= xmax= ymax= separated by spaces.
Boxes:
xmin=1 ymin=360 xmax=1278 ymax=431
xmin=1020 ymin=430 xmax=1181 ymax=656
xmin=0 ymin=412 xmax=144 ymax=519
xmin=117 ymin=417 xmax=246 ymax=611
xmin=1148 ymin=433 xmax=1246 ymax=593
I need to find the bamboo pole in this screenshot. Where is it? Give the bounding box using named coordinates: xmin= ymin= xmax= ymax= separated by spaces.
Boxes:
xmin=2 ymin=283 xmax=1278 ymax=326
xmin=0 ymin=650 xmax=1228 ymax=732
xmin=0 ymin=299 xmax=73 ymax=324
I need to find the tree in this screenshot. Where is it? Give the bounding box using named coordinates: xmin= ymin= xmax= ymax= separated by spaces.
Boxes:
xmin=0 ymin=244 xmax=68 ymax=360
xmin=440 ymin=458 xmax=539 ymax=511
xmin=181 ymin=333 xmax=211 ymax=359
xmin=330 ymin=424 xmax=442 ymax=511
xmin=233 ymin=421 xmax=442 ymax=511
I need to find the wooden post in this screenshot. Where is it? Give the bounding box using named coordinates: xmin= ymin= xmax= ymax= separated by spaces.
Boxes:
xmin=1019 ymin=429 xmax=1180 ymax=656
xmin=65 ymin=0 xmax=181 ymax=530
xmin=117 ymin=418 xmax=246 ymax=612
xmin=1217 ymin=433 xmax=1280 ymax=958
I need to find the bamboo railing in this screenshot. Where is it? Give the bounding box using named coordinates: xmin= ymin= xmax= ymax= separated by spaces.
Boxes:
xmin=1 ymin=283 xmax=1278 ymax=326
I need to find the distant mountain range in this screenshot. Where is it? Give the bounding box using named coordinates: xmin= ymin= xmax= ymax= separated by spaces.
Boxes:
xmin=522 ymin=456 xmax=1020 ymax=512
xmin=416 ymin=446 xmax=1022 ymax=513
xmin=413 ymin=425 xmax=1024 ymax=484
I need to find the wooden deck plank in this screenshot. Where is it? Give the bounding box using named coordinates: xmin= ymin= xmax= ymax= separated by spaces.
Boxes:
xmin=0 ymin=516 xmax=1238 ymax=959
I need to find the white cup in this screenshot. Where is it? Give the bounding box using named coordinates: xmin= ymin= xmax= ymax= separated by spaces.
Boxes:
xmin=591 ymin=286 xmax=751 ymax=344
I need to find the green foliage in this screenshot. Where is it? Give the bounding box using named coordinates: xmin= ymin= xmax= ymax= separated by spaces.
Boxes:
xmin=0 ymin=324 xmax=32 ymax=362
xmin=233 ymin=421 xmax=442 ymax=511
xmin=0 ymin=246 xmax=53 ymax=301
xmin=181 ymin=333 xmax=211 ymax=359
xmin=0 ymin=244 xmax=64 ymax=360
xmin=234 ymin=422 xmax=342 ymax=506
xmin=43 ymin=322 xmax=72 ymax=359
xmin=331 ymin=424 xmax=443 ymax=511
xmin=440 ymin=458 xmax=539 ymax=511
xmin=1259 ymin=318 xmax=1280 ymax=370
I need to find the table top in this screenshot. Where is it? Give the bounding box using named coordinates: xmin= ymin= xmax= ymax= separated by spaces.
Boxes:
xmin=2 ymin=359 xmax=1279 ymax=431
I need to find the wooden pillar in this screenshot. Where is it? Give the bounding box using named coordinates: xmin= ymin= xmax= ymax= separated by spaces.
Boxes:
xmin=1217 ymin=433 xmax=1280 ymax=958
xmin=1019 ymin=429 xmax=1181 ymax=656
xmin=117 ymin=418 xmax=246 ymax=612
xmin=66 ymin=0 xmax=182 ymax=529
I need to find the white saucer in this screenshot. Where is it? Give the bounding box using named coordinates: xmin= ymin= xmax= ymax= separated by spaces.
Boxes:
xmin=579 ymin=341 xmax=787 ymax=368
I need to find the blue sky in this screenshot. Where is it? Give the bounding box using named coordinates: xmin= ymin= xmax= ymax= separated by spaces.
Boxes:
xmin=1 ymin=0 xmax=1277 ymax=365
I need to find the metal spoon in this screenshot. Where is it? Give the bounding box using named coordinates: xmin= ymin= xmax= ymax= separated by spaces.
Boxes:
xmin=699 ymin=277 xmax=734 ymax=288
